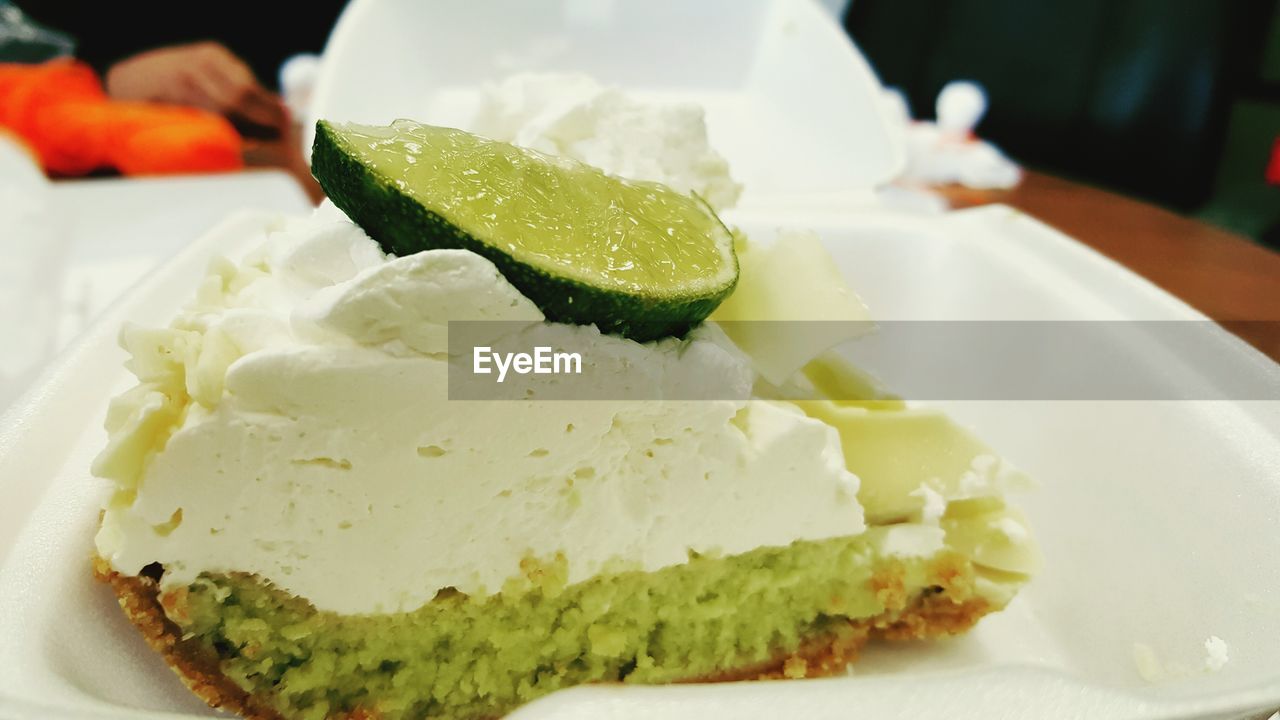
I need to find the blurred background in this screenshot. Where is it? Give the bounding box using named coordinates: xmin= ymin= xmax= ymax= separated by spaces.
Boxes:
xmin=844 ymin=0 xmax=1280 ymax=246
xmin=3 ymin=0 xmax=1277 ymax=244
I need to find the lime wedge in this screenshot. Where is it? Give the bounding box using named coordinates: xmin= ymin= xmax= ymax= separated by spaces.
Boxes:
xmin=312 ymin=120 xmax=738 ymax=341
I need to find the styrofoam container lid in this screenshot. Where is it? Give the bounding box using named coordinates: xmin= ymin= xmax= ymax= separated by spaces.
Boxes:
xmin=307 ymin=0 xmax=905 ymax=209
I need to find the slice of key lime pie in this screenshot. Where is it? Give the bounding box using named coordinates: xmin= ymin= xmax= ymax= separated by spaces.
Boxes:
xmin=93 ymin=118 xmax=1038 ymax=720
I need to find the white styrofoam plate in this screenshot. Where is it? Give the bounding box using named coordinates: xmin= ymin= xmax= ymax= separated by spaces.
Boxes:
xmin=307 ymin=0 xmax=905 ymax=210
xmin=0 ymin=206 xmax=1277 ymax=720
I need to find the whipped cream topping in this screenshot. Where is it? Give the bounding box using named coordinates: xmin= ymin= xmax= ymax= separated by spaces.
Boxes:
xmin=466 ymin=73 xmax=743 ymax=211
xmin=94 ymin=206 xmax=865 ymax=614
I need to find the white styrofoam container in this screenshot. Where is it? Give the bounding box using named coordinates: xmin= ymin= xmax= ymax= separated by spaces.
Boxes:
xmin=0 ymin=206 xmax=1277 ymax=720
xmin=307 ymin=0 xmax=906 ymax=209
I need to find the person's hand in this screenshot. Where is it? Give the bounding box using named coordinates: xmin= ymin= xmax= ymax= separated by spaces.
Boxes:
xmin=105 ymin=41 xmax=287 ymax=135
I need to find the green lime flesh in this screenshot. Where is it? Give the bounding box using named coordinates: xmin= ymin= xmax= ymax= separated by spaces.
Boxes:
xmin=311 ymin=120 xmax=737 ymax=341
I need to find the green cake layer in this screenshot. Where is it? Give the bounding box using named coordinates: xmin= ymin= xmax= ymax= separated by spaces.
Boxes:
xmin=146 ymin=526 xmax=1013 ymax=720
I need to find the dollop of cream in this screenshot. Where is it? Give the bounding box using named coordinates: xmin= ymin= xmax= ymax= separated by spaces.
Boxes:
xmin=468 ymin=73 xmax=743 ymax=211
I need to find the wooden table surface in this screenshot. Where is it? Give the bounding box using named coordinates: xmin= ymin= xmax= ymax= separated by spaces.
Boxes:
xmin=938 ymin=170 xmax=1280 ymax=361
xmin=248 ymin=139 xmax=1280 ymax=362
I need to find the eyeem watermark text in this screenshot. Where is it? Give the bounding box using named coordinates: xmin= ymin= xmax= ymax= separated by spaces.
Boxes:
xmin=473 ymin=346 xmax=583 ymax=383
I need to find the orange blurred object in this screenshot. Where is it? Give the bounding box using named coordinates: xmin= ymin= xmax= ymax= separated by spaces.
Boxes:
xmin=0 ymin=59 xmax=243 ymax=176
